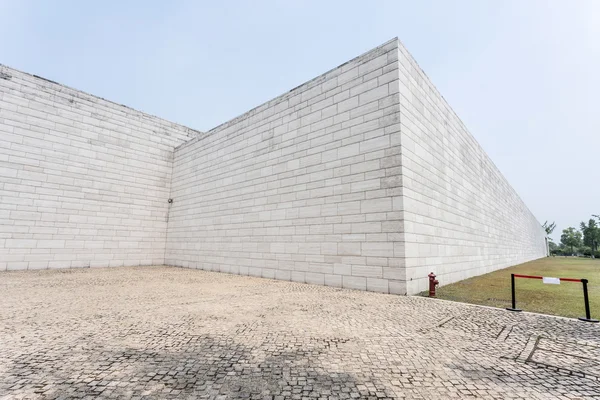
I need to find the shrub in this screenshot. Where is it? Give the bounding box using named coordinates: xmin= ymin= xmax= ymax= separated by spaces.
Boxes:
xmin=577 ymin=246 xmax=592 ymax=257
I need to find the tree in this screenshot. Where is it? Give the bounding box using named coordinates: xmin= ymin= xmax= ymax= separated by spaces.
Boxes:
xmin=542 ymin=221 xmax=557 ymax=257
xmin=580 ymin=219 xmax=600 ymax=252
xmin=560 ymin=227 xmax=583 ymax=255
xmin=548 ymin=241 xmax=558 ymax=252
xmin=543 ymin=221 xmax=556 ymax=236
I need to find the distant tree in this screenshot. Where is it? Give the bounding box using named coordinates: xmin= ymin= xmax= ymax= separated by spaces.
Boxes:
xmin=580 ymin=218 xmax=600 ymax=253
xmin=560 ymin=227 xmax=583 ymax=255
xmin=548 ymin=241 xmax=558 ymax=252
xmin=556 ymin=244 xmax=570 ymax=257
xmin=542 ymin=221 xmax=557 ymax=257
xmin=543 ymin=221 xmax=556 ymax=236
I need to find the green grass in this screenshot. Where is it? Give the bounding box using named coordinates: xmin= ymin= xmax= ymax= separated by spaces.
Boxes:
xmin=422 ymin=257 xmax=600 ymax=319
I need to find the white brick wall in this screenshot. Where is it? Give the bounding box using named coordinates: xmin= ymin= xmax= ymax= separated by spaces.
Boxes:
xmin=0 ymin=65 xmax=198 ymax=270
xmin=1 ymin=38 xmax=546 ymax=294
xmin=165 ymin=39 xmax=407 ymax=294
xmin=395 ymin=41 xmax=547 ymax=294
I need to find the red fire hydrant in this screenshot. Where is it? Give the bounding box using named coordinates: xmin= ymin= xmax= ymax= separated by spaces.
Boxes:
xmin=428 ymin=272 xmax=439 ymax=297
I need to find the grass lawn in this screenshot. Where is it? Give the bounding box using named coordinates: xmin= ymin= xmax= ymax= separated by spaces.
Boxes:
xmin=422 ymin=257 xmax=600 ymax=319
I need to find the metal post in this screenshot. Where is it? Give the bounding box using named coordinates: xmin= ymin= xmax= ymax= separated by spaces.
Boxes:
xmin=578 ymin=279 xmax=599 ymax=323
xmin=506 ymin=273 xmax=522 ymax=312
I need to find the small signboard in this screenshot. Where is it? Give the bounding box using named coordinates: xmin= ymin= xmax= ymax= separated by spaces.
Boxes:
xmin=542 ymin=277 xmax=560 ymax=285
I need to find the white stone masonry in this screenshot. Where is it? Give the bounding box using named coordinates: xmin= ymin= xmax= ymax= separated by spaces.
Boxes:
xmin=1 ymin=38 xmax=546 ymax=294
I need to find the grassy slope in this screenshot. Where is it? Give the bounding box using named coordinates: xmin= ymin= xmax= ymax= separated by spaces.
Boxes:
xmin=421 ymin=257 xmax=600 ymax=319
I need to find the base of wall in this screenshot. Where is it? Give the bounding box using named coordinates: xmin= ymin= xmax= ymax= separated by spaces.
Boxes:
xmin=165 ymin=262 xmax=408 ymax=296
xmin=3 ymin=261 xmax=166 ymax=271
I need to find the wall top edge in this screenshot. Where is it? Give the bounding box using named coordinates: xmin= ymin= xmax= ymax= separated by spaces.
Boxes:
xmin=0 ymin=63 xmax=204 ymax=141
xmin=2 ymin=37 xmax=400 ymax=153
xmin=395 ymin=42 xmax=544 ymax=231
xmin=174 ymin=37 xmax=400 ymax=152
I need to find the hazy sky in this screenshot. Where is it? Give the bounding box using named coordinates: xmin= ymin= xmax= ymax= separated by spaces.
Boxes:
xmin=1 ymin=0 xmax=598 ymax=242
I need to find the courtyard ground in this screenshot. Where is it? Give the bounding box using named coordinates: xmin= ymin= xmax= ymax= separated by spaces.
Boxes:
xmin=427 ymin=257 xmax=600 ymax=319
xmin=1 ymin=267 xmax=600 ymax=399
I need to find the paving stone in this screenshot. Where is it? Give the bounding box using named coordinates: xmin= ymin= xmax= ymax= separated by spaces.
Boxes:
xmin=1 ymin=266 xmax=599 ymax=399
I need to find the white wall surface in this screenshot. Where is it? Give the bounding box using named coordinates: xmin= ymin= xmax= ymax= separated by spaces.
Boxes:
xmin=165 ymin=39 xmax=407 ymax=294
xmin=395 ymin=41 xmax=547 ymax=294
xmin=0 ymin=65 xmax=197 ymax=270
xmin=1 ymin=38 xmax=547 ymax=294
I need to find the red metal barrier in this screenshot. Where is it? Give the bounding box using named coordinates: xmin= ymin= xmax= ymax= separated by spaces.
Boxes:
xmin=513 ymin=274 xmax=581 ymax=283
xmin=506 ymin=273 xmax=598 ymax=323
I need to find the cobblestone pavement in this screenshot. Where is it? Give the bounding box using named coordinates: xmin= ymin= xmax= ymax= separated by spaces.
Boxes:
xmin=2 ymin=267 xmax=600 ymax=399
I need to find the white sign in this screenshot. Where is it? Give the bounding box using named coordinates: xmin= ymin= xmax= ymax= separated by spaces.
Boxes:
xmin=542 ymin=277 xmax=560 ymax=285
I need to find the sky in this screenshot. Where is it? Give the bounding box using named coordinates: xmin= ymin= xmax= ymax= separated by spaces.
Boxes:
xmin=0 ymin=0 xmax=598 ymax=242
